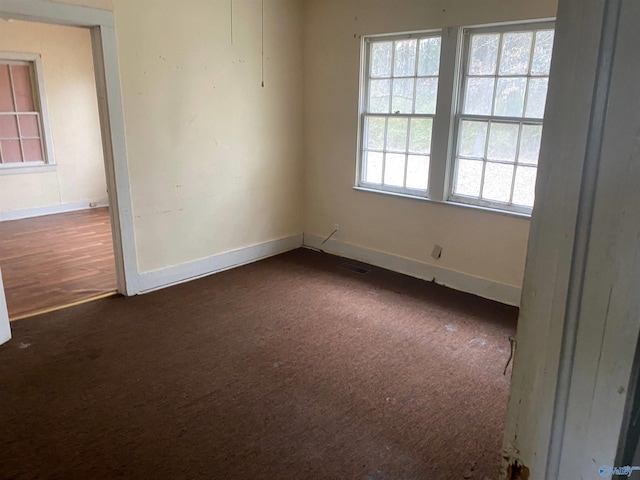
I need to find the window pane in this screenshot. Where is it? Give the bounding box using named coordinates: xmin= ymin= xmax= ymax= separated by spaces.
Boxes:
xmin=454 ymin=159 xmax=482 ymax=197
xmin=18 ymin=115 xmax=40 ymax=138
xmin=499 ymin=32 xmax=533 ymax=75
xmin=23 ymin=139 xmax=43 ymax=162
xmin=1 ymin=139 xmax=22 ymax=163
xmin=0 ymin=65 xmax=14 ymax=112
xmin=519 ymin=124 xmax=542 ymax=164
xmin=482 ymin=162 xmax=513 ymax=202
xmin=406 ymin=155 xmax=429 ymax=190
xmin=369 ymin=79 xmax=390 ymax=113
xmin=408 ymin=118 xmax=432 ymax=154
xmin=532 ymin=30 xmax=554 ymax=75
xmin=487 ymin=122 xmax=519 ymax=161
xmin=0 ymin=115 xmax=18 ymax=139
xmin=365 ymin=116 xmax=386 ymax=150
xmin=363 ymin=151 xmax=383 ymax=184
xmin=459 ymin=120 xmax=488 ymax=158
xmin=494 ymin=77 xmax=526 ymax=117
xmin=418 ymin=37 xmax=441 ymax=76
xmin=386 ymin=117 xmax=408 ymax=152
xmin=463 ymin=77 xmax=494 ymax=115
xmin=384 ymin=153 xmax=406 ymax=186
xmin=371 ymin=42 xmax=392 ymax=78
xmin=394 ymin=39 xmax=417 ymax=77
xmin=11 ymin=65 xmax=35 ymax=112
xmin=512 ymin=165 xmax=537 ymax=207
xmin=392 ymin=78 xmax=414 ymax=114
xmin=415 ymin=78 xmax=438 ymax=114
xmin=469 ymin=34 xmax=499 ymax=75
xmin=525 ymin=78 xmax=548 ymax=118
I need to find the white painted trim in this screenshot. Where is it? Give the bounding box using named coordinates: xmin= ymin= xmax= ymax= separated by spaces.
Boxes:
xmin=303 ymin=234 xmax=521 ymax=306
xmin=137 ymin=234 xmax=304 ymax=294
xmin=0 ymin=0 xmax=113 ymax=27
xmin=0 ymin=199 xmax=109 ymax=222
xmin=90 ymin=25 xmax=138 ymax=296
xmin=0 ymin=1 xmax=138 ymax=297
xmin=0 ymin=163 xmax=56 ymax=175
xmin=0 ymin=268 xmax=10 ymax=346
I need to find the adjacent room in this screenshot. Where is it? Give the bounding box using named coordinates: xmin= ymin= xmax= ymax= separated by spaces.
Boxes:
xmin=0 ymin=19 xmax=116 ymax=319
xmin=6 ymin=0 xmax=635 ymax=479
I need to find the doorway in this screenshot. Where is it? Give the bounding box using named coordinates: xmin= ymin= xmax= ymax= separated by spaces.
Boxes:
xmin=0 ymin=1 xmax=138 ymax=309
xmin=0 ymin=19 xmax=117 ymax=319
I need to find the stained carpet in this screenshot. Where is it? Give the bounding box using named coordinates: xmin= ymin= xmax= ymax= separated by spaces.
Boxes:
xmin=0 ymin=248 xmax=517 ymax=480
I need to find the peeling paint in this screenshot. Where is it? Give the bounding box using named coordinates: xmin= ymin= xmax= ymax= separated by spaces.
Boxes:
xmin=506 ymin=460 xmax=530 ymax=480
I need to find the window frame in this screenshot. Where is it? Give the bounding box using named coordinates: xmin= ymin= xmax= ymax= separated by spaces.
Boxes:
xmin=355 ymin=19 xmax=556 ymax=217
xmin=356 ymin=30 xmax=442 ymax=198
xmin=0 ymin=52 xmax=56 ymax=174
xmin=448 ymin=21 xmax=555 ymax=214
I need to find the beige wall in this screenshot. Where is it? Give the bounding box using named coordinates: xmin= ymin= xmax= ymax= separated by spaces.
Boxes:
xmin=112 ymin=0 xmax=304 ymax=273
xmin=0 ymin=20 xmax=107 ymax=214
xmin=303 ymin=0 xmax=558 ymax=290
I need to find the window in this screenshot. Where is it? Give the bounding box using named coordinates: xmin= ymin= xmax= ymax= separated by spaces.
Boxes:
xmin=357 ymin=21 xmax=555 ymax=214
xmin=451 ymin=24 xmax=554 ymax=211
xmin=0 ymin=53 xmax=54 ymax=171
xmin=359 ymin=33 xmax=441 ymax=194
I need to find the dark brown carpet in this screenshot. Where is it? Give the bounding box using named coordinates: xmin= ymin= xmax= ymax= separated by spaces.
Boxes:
xmin=0 ymin=248 xmax=517 ymax=480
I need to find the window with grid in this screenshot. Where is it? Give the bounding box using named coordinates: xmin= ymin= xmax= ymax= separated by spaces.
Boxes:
xmin=359 ymin=33 xmax=441 ymax=195
xmin=0 ymin=57 xmax=50 ymax=168
xmin=451 ymin=24 xmax=554 ymax=211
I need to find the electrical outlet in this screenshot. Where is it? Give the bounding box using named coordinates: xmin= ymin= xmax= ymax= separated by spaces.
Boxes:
xmin=334 ymin=224 xmax=339 ymax=232
xmin=431 ymin=244 xmax=443 ymax=260
xmin=89 ymin=202 xmax=98 ymax=208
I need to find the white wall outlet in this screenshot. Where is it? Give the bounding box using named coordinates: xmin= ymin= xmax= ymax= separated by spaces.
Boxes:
xmin=89 ymin=202 xmax=98 ymax=208
xmin=431 ymin=244 xmax=443 ymax=260
xmin=333 ymin=224 xmax=339 ymax=232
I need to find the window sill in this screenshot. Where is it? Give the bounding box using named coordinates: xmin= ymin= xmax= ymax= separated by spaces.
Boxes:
xmin=0 ymin=164 xmax=57 ymax=176
xmin=353 ymin=186 xmax=532 ymax=219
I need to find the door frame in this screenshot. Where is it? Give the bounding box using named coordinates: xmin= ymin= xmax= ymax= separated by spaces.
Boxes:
xmin=0 ymin=0 xmax=139 ymax=295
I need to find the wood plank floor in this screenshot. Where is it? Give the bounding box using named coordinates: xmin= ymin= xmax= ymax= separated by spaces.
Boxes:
xmin=0 ymin=208 xmax=117 ymax=320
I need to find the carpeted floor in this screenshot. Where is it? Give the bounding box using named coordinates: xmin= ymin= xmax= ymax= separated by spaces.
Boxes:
xmin=0 ymin=249 xmax=517 ymax=480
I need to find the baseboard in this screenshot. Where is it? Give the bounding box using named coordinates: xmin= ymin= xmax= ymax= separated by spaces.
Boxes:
xmin=303 ymin=234 xmax=521 ymax=306
xmin=0 ymin=199 xmax=109 ymax=222
xmin=136 ymin=234 xmax=304 ymax=294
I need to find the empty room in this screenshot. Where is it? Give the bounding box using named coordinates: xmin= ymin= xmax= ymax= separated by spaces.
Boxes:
xmin=1 ymin=1 xmax=639 ymax=480
xmin=0 ymin=18 xmax=116 ymax=319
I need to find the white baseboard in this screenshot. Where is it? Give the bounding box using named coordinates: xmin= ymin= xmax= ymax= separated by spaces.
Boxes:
xmin=0 ymin=199 xmax=109 ymax=222
xmin=303 ymin=234 xmax=521 ymax=306
xmin=136 ymin=234 xmax=304 ymax=294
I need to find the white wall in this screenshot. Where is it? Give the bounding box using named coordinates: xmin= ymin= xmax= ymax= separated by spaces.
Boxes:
xmin=303 ymin=0 xmax=558 ymax=303
xmin=0 ymin=20 xmax=107 ymax=216
xmin=109 ymin=0 xmax=304 ymax=274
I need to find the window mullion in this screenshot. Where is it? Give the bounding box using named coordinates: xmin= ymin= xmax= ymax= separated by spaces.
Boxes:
xmin=403 ymin=117 xmax=411 ymax=187
xmin=479 ymin=119 xmax=492 ymax=199
xmin=381 ymin=116 xmax=389 ymax=184
xmin=509 ymin=121 xmax=525 ymax=203
xmin=429 ymin=26 xmax=460 ymax=201
xmin=7 ymin=66 xmax=26 ymax=164
xmin=522 ymin=33 xmax=537 ymax=118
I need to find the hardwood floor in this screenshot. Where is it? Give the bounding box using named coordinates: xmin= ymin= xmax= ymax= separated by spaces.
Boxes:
xmin=0 ymin=208 xmax=117 ymax=320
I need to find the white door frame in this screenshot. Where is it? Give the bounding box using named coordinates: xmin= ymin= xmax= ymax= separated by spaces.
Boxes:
xmin=502 ymin=0 xmax=640 ymax=478
xmin=0 ymin=0 xmax=139 ymax=295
